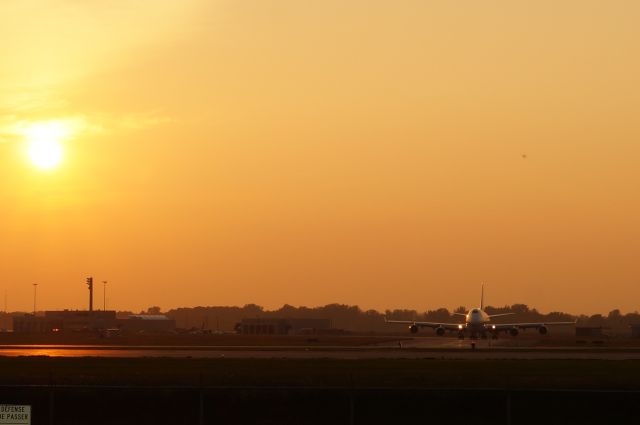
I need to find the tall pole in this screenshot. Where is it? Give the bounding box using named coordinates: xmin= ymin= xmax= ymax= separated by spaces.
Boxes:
xmin=33 ymin=283 xmax=38 ymax=315
xmin=86 ymin=277 xmax=93 ymax=313
xmin=102 ymin=281 xmax=107 ymax=311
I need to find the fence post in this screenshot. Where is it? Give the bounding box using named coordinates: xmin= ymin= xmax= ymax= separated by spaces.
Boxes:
xmin=506 ymin=391 xmax=511 ymax=425
xmin=48 ymin=371 xmax=54 ymax=425
xmin=349 ymin=393 xmax=355 ymax=425
xmin=199 ymin=388 xmax=204 ymax=425
xmin=199 ymin=373 xmax=204 ymax=425
xmin=348 ymin=373 xmax=355 ymax=425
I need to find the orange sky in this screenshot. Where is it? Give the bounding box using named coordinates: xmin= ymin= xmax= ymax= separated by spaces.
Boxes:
xmin=1 ymin=1 xmax=639 ymax=314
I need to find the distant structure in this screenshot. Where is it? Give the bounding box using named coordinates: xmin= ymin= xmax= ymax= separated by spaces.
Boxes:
xmin=13 ymin=310 xmax=117 ymax=333
xmin=12 ymin=278 xmax=175 ymax=334
xmin=86 ymin=277 xmax=93 ymax=312
xmin=235 ymin=318 xmax=332 ymax=335
xmin=32 ymin=283 xmax=38 ymax=315
xmin=119 ymin=315 xmax=175 ymax=333
xmin=13 ymin=310 xmax=116 ymax=333
xmin=630 ymin=324 xmax=640 ymax=339
xmin=13 ymin=311 xmax=176 ymax=334
xmin=575 ymin=326 xmax=608 ymax=339
xmin=13 ymin=315 xmax=48 ymax=333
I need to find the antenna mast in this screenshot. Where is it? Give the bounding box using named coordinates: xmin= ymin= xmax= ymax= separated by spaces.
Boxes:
xmin=86 ymin=277 xmax=93 ymax=312
xmin=32 ymin=283 xmax=38 ymax=315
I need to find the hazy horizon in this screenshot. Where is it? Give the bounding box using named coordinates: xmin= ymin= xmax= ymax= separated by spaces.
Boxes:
xmin=3 ymin=286 xmax=636 ymax=318
xmin=3 ymin=298 xmax=635 ymax=318
xmin=1 ymin=1 xmax=639 ymax=314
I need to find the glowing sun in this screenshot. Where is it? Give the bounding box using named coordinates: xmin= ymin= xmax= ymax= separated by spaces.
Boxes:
xmin=23 ymin=121 xmax=70 ymax=170
xmin=29 ymin=139 xmax=63 ymax=170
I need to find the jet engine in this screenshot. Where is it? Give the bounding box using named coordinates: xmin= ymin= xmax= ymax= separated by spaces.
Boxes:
xmin=409 ymin=324 xmax=419 ymax=334
xmin=436 ymin=326 xmax=445 ymax=336
xmin=509 ymin=327 xmax=519 ymax=337
xmin=538 ymin=326 xmax=548 ymax=335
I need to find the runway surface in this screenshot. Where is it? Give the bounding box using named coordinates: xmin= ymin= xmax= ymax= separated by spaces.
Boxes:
xmin=1 ymin=338 xmax=640 ymax=359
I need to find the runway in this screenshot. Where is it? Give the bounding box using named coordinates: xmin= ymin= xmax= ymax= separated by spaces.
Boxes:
xmin=2 ymin=338 xmax=640 ymax=359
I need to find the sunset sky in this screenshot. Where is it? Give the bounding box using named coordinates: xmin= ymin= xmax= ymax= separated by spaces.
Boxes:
xmin=1 ymin=1 xmax=639 ymax=314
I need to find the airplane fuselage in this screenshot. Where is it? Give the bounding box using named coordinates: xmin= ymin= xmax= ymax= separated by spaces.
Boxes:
xmin=462 ymin=308 xmax=493 ymax=337
xmin=465 ymin=307 xmax=490 ymax=325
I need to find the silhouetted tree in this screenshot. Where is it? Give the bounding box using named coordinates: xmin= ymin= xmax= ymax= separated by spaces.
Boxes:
xmin=385 ymin=309 xmax=419 ymax=321
xmin=425 ymin=308 xmax=451 ymax=322
xmin=243 ymin=304 xmax=264 ymax=316
xmin=510 ymin=304 xmax=530 ymax=314
xmin=587 ymin=314 xmax=605 ymax=326
xmin=155 ymin=302 xmax=640 ymax=333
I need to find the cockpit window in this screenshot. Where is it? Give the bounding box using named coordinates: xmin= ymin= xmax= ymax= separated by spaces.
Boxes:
xmin=471 ymin=309 xmax=479 ymax=313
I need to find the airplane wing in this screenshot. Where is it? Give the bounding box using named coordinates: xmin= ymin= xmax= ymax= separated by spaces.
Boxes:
xmin=384 ymin=318 xmax=462 ymax=330
xmin=491 ymin=321 xmax=576 ymax=331
xmin=487 ymin=313 xmax=515 ymax=318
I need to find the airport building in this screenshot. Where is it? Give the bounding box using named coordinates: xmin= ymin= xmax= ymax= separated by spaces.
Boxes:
xmin=575 ymin=326 xmax=608 ymax=339
xmin=13 ymin=278 xmax=175 ymax=334
xmin=12 ymin=315 xmax=48 ymax=333
xmin=13 ymin=311 xmax=176 ymax=334
xmin=236 ymin=318 xmax=332 ymax=335
xmin=46 ymin=310 xmax=118 ymax=331
xmin=13 ymin=310 xmax=117 ymax=333
xmin=118 ymin=315 xmax=176 ymax=333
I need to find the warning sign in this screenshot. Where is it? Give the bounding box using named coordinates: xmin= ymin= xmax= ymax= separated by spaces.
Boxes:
xmin=0 ymin=405 xmax=30 ymax=425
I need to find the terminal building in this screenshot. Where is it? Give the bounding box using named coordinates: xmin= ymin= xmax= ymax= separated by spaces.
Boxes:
xmin=13 ymin=310 xmax=117 ymax=333
xmin=117 ymin=315 xmax=175 ymax=333
xmin=12 ymin=315 xmax=48 ymax=333
xmin=13 ymin=311 xmax=176 ymax=334
xmin=575 ymin=326 xmax=609 ymax=339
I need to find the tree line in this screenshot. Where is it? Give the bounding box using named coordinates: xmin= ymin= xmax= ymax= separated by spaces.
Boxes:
xmin=149 ymin=304 xmax=639 ymax=333
xmin=3 ymin=304 xmax=637 ymax=333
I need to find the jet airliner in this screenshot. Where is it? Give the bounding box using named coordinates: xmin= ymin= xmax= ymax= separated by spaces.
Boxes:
xmin=385 ymin=286 xmax=575 ymax=339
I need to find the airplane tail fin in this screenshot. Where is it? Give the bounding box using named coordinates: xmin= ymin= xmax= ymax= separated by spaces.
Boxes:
xmin=480 ymin=283 xmax=484 ymax=310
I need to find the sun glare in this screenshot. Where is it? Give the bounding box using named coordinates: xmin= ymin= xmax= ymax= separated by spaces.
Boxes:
xmin=22 ymin=121 xmax=71 ymax=170
xmin=28 ymin=139 xmax=63 ymax=170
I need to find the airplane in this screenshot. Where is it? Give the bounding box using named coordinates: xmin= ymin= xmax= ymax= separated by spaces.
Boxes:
xmin=385 ymin=285 xmax=576 ymax=339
